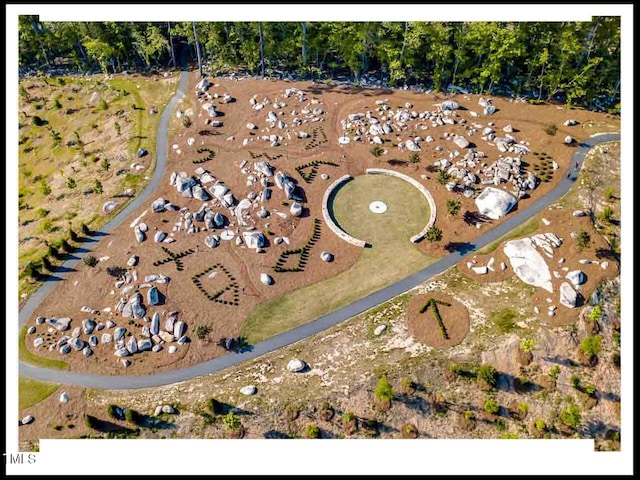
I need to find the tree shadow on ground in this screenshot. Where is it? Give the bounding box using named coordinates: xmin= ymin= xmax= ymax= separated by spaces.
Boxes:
xmin=234 ymin=336 xmax=254 ymax=354
xmin=46 ymin=264 xmax=77 ymax=274
xmin=443 ymin=241 xmax=476 ymax=255
xmin=39 ymin=273 xmax=65 ymax=282
xmin=499 ymin=373 xmax=542 ymax=393
xmin=463 ymin=210 xmax=492 ymax=226
xmin=394 ymin=393 xmax=430 ymax=415
xmin=542 ymin=355 xmax=578 ymax=367
xmin=141 ymin=416 xmax=177 ymax=430
xmin=263 ymin=430 xmax=294 ymax=439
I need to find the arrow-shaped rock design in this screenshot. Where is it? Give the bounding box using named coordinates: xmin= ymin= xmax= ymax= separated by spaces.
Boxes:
xmin=419 ymin=298 xmax=451 ymax=340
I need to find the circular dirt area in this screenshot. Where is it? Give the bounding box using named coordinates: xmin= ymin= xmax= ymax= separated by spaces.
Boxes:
xmin=330 ymin=175 xmax=430 ymax=246
xmin=369 ymin=201 xmax=388 ymax=214
xmin=405 ymin=293 xmax=469 ymax=348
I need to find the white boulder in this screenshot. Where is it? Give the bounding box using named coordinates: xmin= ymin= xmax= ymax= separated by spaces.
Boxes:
xmin=240 ymin=385 xmax=257 ymax=396
xmin=559 ymin=282 xmax=578 ymax=308
xmin=475 ymin=187 xmax=517 ymax=219
xmin=286 ymin=359 xmax=306 ymax=373
xmin=503 ymin=238 xmax=553 ymax=292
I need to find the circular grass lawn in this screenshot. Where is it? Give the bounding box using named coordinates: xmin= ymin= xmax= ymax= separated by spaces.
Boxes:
xmin=330 ymin=175 xmax=430 ymax=247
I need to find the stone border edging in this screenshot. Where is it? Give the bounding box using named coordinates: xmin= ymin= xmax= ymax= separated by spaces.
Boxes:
xmin=365 ymin=168 xmax=437 ymax=243
xmin=321 ymin=175 xmax=367 ymax=247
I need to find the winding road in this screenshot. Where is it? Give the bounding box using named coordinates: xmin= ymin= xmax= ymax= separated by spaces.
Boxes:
xmin=17 ymin=81 xmax=619 ymax=389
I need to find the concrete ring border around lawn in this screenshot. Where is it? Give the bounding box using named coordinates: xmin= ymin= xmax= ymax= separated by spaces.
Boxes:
xmin=322 ymin=175 xmax=368 ymax=247
xmin=322 ymin=170 xmax=437 ymax=247
xmin=365 ymin=168 xmax=437 ymax=243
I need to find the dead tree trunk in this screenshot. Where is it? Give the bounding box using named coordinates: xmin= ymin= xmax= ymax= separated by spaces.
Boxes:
xmin=192 ymin=21 xmax=203 ymax=77
xmin=258 ymin=22 xmax=265 ymax=78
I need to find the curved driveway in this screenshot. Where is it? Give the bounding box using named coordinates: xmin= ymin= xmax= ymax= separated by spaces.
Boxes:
xmin=18 ymin=112 xmax=619 ymax=389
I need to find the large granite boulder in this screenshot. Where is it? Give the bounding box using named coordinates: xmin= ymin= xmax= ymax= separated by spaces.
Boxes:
xmin=453 ymin=135 xmax=470 ymax=149
xmin=59 ymin=392 xmax=69 ymax=403
xmin=69 ymin=337 xmax=84 ymax=351
xmin=260 ymin=273 xmax=274 ymax=285
xmin=151 ymin=313 xmax=160 ymax=335
xmin=114 ymin=327 xmax=126 ymax=341
xmin=240 ymin=385 xmax=257 ymax=396
xmin=165 ymin=316 xmax=176 ymax=333
xmin=82 ymin=318 xmax=96 ymax=335
xmin=173 ymin=321 xmax=186 ymax=340
xmin=287 ymin=359 xmax=306 ymax=373
xmin=475 ymin=187 xmax=517 ymax=219
xmin=147 ymin=287 xmax=161 ymax=306
xmin=137 ymin=338 xmax=153 ymax=351
xmin=46 ymin=317 xmax=72 ymax=331
xmin=566 ymin=270 xmax=586 ymax=287
xmin=559 ymin=282 xmax=578 ymax=308
xmin=503 ymin=238 xmax=553 ymax=293
xmin=126 ymin=336 xmax=138 ymax=355
xmin=21 ymin=415 xmax=34 ymax=425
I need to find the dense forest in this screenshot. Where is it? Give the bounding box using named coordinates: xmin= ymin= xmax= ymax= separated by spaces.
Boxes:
xmin=18 ymin=17 xmax=620 ymax=111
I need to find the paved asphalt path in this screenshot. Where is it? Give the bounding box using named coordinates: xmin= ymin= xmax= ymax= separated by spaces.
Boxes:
xmin=17 ymin=113 xmax=619 ymax=389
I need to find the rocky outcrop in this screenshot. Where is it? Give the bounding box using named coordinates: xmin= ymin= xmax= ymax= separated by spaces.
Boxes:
xmin=503 ymin=238 xmax=553 ymax=292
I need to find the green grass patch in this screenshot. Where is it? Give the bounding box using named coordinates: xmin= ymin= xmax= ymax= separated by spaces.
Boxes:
xmin=477 ymin=218 xmax=538 ymax=255
xmin=19 ymin=377 xmax=59 ymax=410
xmin=241 ymin=175 xmax=438 ymax=344
xmin=19 ymin=325 xmax=69 ymax=370
xmin=489 ymin=308 xmax=520 ymax=334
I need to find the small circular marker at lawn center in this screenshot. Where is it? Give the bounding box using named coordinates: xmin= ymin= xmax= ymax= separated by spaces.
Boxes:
xmin=369 ymin=201 xmax=388 ymax=214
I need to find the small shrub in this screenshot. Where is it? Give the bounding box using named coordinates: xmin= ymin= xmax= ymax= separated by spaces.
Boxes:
xmin=60 ymin=239 xmax=73 ymax=253
xmin=107 ymin=404 xmax=119 ymax=419
xmin=495 ymin=418 xmax=507 ymax=431
xmin=24 ymin=261 xmax=40 ymax=279
xmin=99 ymin=99 xmax=108 ymax=110
xmin=580 ymin=335 xmax=602 ymax=358
xmin=560 ymin=404 xmax=582 ymax=429
xmin=584 ymin=384 xmax=597 ymax=396
xmin=484 ymin=398 xmax=500 ymax=414
xmin=589 ymin=306 xmax=602 ymax=321
xmin=570 ymin=375 xmax=581 ymax=390
xmin=32 ymin=115 xmax=46 ymax=126
xmin=182 ymin=116 xmax=192 ymax=128
xmin=545 ymin=124 xmax=557 ymax=136
xmin=517 ymin=402 xmax=529 ymax=415
xmin=81 ymin=223 xmax=91 ymax=236
xmin=343 ymin=411 xmax=356 ymax=422
xmin=40 ymin=219 xmax=54 ymax=233
xmin=520 ymin=338 xmax=535 ymax=353
xmin=598 ymin=206 xmax=615 ymax=223
xmin=40 ymin=180 xmax=51 ymax=195
xmin=436 ymin=169 xmax=450 ymax=185
xmin=464 ymin=410 xmax=474 ymax=420
xmin=66 ymin=177 xmax=77 ymax=189
xmin=604 ymin=187 xmax=616 ymax=201
xmin=100 ymin=158 xmax=110 ymax=172
xmin=409 ymin=151 xmax=420 ymax=164
xmin=535 ymin=419 xmax=546 ymax=431
xmin=375 ymin=375 xmax=394 ymax=403
xmin=370 ymin=144 xmax=384 ymax=157
xmin=548 ymin=365 xmax=561 ymax=382
xmin=114 ymin=122 xmax=121 ymax=136
xmin=35 ymin=208 xmax=49 ymax=218
xmin=306 ymin=424 xmax=320 ymax=439
xmin=449 ymin=363 xmax=460 ymax=375
xmin=476 ymin=364 xmax=498 ymax=388
xmin=84 ymin=414 xmax=101 ymax=430
xmin=83 ymin=255 xmax=98 ymax=267
xmin=195 ymin=324 xmax=211 ymax=340
xmin=206 ymin=398 xmax=222 ymax=415
xmin=106 ymin=265 xmax=127 ymax=278
xmin=446 ymin=198 xmax=461 ymax=216
xmin=576 ymin=230 xmax=591 ymax=250
xmin=124 ymin=409 xmax=142 ymax=425
xmin=53 ymin=97 xmax=62 ymax=110
xmin=222 ymin=412 xmax=242 ymax=431
xmin=425 ymin=225 xmax=443 ymax=243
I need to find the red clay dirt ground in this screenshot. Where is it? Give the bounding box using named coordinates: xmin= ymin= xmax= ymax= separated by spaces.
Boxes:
xmin=21 ymin=70 xmax=619 ymax=375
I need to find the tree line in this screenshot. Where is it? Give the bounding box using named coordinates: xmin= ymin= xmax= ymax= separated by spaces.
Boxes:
xmin=18 ymin=17 xmax=620 ymax=111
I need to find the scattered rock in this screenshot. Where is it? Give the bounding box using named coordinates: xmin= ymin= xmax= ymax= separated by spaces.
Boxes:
xmin=559 ymin=282 xmax=578 ymax=308
xmin=154 ymin=406 xmax=163 ymax=416
xmin=260 ymin=273 xmax=274 ymax=285
xmin=168 ymin=346 xmax=177 ymax=354
xmin=566 ymin=270 xmax=586 ymax=287
xmin=59 ymin=392 xmax=69 ymax=403
xmin=240 ymin=385 xmax=257 ymax=396
xmin=287 ymin=359 xmax=306 ymax=373
xmin=21 ymin=415 xmax=34 ymax=426
xmin=472 ymin=266 xmax=488 ymax=275
xmin=374 ymin=325 xmax=387 ymax=336
xmin=127 ymin=255 xmax=139 ymax=267
xmin=572 ymin=210 xmax=586 ymax=217
xmin=27 ymin=326 xmax=36 ymax=334
xmin=162 ymin=405 xmax=176 ymax=414
xmin=321 ymin=251 xmax=333 ymax=262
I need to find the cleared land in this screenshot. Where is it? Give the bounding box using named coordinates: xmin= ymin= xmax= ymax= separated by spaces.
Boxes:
xmin=20 ymin=71 xmax=620 ymax=376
